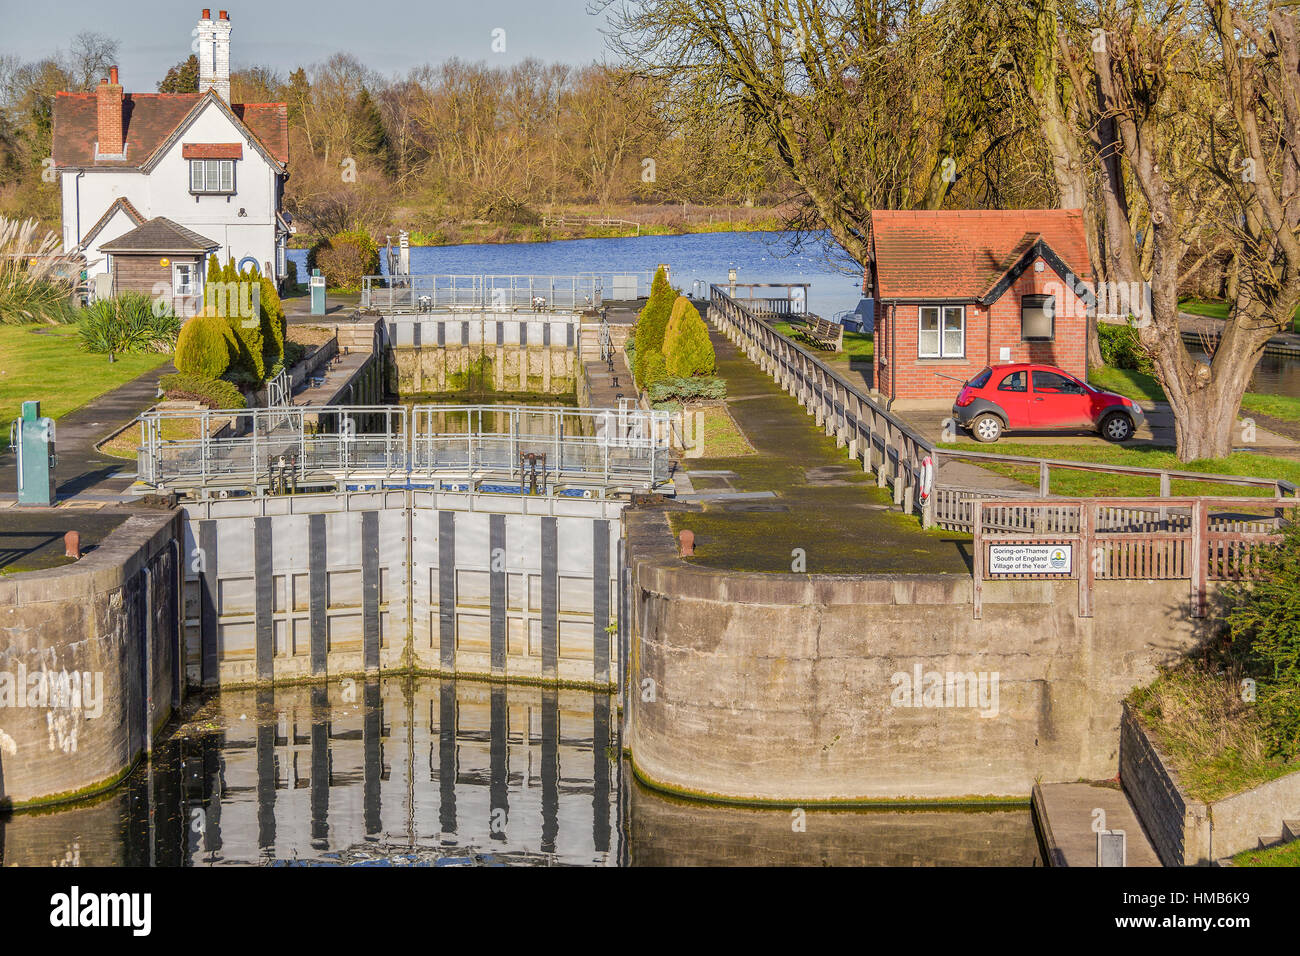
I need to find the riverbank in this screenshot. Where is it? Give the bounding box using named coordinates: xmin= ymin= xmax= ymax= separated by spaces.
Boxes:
xmin=289 ymin=204 xmax=790 ymax=250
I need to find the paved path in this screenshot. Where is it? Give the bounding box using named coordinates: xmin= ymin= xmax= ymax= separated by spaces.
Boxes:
xmin=897 ymin=402 xmax=1300 ymax=458
xmin=673 ymin=322 xmax=970 ymax=574
xmin=1179 ymin=310 xmax=1300 ymax=354
xmin=1033 ymin=782 xmax=1162 ymax=867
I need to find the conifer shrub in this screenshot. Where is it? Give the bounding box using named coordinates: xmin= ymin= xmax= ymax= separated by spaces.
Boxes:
xmin=173 ymin=313 xmax=234 ymax=378
xmin=663 ymin=296 xmax=716 ymax=378
xmin=633 ymin=266 xmax=675 ymax=386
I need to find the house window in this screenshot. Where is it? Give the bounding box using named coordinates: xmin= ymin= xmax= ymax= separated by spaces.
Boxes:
xmin=190 ymin=159 xmax=235 ymax=194
xmin=1022 ymin=294 xmax=1055 ymax=341
xmin=174 ymin=263 xmax=195 ymax=297
xmin=919 ymin=305 xmax=964 ymax=358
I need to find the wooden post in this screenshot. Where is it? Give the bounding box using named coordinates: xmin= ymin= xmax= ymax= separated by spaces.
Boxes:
xmin=1190 ymin=498 xmax=1208 ymax=618
xmin=1038 ymin=461 xmax=1050 ymax=497
xmin=1079 ymin=502 xmax=1094 ymax=618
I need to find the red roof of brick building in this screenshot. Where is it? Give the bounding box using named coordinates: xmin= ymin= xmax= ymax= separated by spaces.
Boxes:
xmin=52 ymin=91 xmax=288 ymax=168
xmin=869 ymin=209 xmax=1092 ymax=301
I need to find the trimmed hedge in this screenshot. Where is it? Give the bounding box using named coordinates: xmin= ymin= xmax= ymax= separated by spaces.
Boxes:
xmin=663 ymin=295 xmax=715 ymax=377
xmin=646 ymin=376 xmax=726 ymax=403
xmin=174 ymin=313 xmax=234 ymax=378
xmin=159 ymin=372 xmax=246 ymax=409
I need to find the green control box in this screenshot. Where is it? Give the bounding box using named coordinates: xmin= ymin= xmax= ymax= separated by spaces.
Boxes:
xmin=13 ymin=400 xmax=56 ymax=506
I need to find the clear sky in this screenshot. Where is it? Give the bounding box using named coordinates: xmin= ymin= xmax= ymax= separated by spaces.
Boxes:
xmin=0 ymin=0 xmax=615 ymax=87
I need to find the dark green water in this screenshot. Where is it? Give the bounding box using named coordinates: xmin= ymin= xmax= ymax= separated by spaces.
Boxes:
xmin=0 ymin=678 xmax=1041 ymax=867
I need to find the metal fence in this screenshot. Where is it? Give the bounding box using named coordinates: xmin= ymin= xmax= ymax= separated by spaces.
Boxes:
xmin=361 ymin=274 xmax=604 ymax=312
xmin=411 ymin=404 xmax=670 ymax=488
xmin=136 ymin=402 xmax=670 ymax=492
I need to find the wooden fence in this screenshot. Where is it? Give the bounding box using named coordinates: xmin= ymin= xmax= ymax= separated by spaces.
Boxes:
xmin=971 ymin=496 xmax=1295 ymax=619
xmin=709 ymin=284 xmax=1299 ymax=536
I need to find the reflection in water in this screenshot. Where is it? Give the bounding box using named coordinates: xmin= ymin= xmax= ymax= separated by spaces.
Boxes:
xmin=0 ymin=679 xmax=1039 ymax=866
xmin=1190 ymin=348 xmax=1300 ymax=399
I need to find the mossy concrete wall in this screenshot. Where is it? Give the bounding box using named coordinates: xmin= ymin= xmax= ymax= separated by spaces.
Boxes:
xmin=625 ymin=507 xmax=1217 ymax=804
xmin=393 ymin=345 xmax=576 ymax=395
xmin=0 ymin=511 xmax=182 ymax=809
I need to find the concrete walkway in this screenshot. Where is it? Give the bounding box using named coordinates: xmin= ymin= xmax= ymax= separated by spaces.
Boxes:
xmin=671 ymin=322 xmax=970 ymax=574
xmin=1033 ymin=782 xmax=1162 ymax=867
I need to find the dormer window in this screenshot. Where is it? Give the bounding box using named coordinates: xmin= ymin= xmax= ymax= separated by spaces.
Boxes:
xmin=190 ymin=158 xmax=235 ymax=194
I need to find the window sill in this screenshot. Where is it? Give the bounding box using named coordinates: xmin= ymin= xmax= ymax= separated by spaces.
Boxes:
xmin=915 ymin=357 xmax=969 ymax=364
xmin=189 ymin=190 xmax=236 ymax=197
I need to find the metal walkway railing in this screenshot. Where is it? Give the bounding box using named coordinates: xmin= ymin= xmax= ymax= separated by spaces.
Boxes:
xmin=136 ymin=403 xmax=671 ymax=493
xmin=361 ymin=274 xmax=605 ymax=312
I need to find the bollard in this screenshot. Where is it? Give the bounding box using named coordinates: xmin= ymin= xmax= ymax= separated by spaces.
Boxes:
xmin=64 ymin=530 xmax=81 ymax=560
xmin=678 ymin=529 xmax=695 ymax=556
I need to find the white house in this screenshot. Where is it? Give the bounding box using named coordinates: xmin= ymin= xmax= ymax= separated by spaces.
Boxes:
xmin=52 ymin=9 xmax=289 ymax=308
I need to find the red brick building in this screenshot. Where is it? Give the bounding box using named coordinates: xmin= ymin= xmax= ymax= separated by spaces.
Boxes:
xmin=867 ymin=210 xmax=1092 ymax=403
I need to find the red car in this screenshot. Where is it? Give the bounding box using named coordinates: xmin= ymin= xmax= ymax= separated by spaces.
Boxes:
xmin=952 ymin=364 xmax=1144 ymax=443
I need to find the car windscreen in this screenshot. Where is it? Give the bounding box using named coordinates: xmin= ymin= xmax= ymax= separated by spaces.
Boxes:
xmin=968 ymin=367 xmax=992 ymax=388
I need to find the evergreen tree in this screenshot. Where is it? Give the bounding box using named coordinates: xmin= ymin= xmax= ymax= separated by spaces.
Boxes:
xmin=353 ymin=86 xmax=395 ymax=177
xmin=633 ymin=266 xmax=674 ymax=387
xmin=663 ymin=296 xmax=715 ymax=377
xmin=157 ymin=55 xmax=199 ymax=93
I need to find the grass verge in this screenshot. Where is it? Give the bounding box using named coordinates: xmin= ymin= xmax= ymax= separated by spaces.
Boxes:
xmin=1090 ymin=365 xmax=1300 ymax=424
xmin=0 ymin=325 xmax=170 ymax=451
xmin=771 ymin=320 xmax=874 ymax=363
xmin=937 ymin=440 xmax=1300 ymax=497
xmin=1128 ymin=665 xmax=1297 ymax=804
xmin=1233 ymin=841 xmax=1300 ymax=866
xmin=1180 ymin=298 xmax=1300 ymax=334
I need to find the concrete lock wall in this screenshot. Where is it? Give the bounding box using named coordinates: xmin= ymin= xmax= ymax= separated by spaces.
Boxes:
xmin=181 ymin=489 xmax=621 ymax=688
xmin=384 ymin=313 xmax=581 ymax=395
xmin=624 ymin=509 xmax=1214 ymax=804
xmin=1120 ymin=703 xmax=1300 ymax=864
xmin=0 ymin=512 xmax=182 ymax=809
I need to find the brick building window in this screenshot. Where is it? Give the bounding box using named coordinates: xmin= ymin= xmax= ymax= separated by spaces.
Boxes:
xmin=1021 ymin=294 xmax=1055 ymax=341
xmin=919 ymin=305 xmax=964 ymax=358
xmin=190 ymin=159 xmax=235 ymax=194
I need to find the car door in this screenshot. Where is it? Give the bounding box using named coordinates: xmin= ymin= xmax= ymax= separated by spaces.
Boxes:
xmin=992 ymin=369 xmax=1030 ymax=427
xmin=1030 ymin=369 xmax=1092 ymax=427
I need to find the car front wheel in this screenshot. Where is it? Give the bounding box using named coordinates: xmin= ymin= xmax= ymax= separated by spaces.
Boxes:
xmin=971 ymin=413 xmax=1003 ymax=443
xmin=1100 ymin=411 xmax=1134 ymax=442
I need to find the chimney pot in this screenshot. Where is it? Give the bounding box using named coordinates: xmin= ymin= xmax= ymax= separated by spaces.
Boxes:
xmin=202 ymin=7 xmax=210 ymax=17
xmin=219 ymin=9 xmax=228 ymax=18
xmin=96 ymin=67 xmax=124 ymax=156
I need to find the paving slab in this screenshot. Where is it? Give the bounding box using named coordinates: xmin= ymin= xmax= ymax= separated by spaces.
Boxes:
xmin=1033 ymin=782 xmax=1162 ymax=867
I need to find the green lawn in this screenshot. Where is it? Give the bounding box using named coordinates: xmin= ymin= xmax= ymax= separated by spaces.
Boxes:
xmin=1090 ymin=364 xmax=1300 ymax=424
xmin=1180 ymin=298 xmax=1300 ymax=334
xmin=938 ymin=440 xmax=1300 ymax=497
xmin=1233 ymin=840 xmax=1300 ymax=867
xmin=772 ymin=320 xmax=873 ymax=363
xmin=0 ymin=325 xmax=171 ymax=451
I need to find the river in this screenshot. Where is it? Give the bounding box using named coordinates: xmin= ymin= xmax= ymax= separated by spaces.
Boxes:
xmin=0 ymin=679 xmax=1040 ymax=867
xmin=290 ymin=230 xmax=1300 ymax=398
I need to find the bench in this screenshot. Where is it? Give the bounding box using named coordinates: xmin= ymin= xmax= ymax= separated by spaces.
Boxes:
xmin=793 ymin=315 xmax=844 ymax=351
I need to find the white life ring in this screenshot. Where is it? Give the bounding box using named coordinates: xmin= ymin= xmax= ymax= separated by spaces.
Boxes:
xmin=919 ymin=455 xmax=934 ymax=502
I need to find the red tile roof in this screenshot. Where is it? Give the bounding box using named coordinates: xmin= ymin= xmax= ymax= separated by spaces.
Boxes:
xmin=182 ymin=143 xmax=243 ymax=159
xmin=870 ymin=209 xmax=1092 ymax=301
xmin=52 ymin=92 xmax=288 ymax=169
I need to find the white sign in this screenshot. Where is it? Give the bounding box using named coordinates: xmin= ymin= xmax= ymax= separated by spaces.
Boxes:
xmin=988 ymin=544 xmax=1072 ymax=575
xmin=310 ymin=276 xmax=325 ymax=288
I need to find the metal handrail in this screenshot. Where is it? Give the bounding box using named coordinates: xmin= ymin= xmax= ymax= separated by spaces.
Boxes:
xmin=361 ymin=274 xmax=604 ymax=312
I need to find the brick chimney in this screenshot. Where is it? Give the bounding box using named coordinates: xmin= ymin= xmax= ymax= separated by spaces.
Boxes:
xmin=197 ymin=8 xmax=232 ymax=102
xmin=96 ymin=66 xmax=124 ymax=157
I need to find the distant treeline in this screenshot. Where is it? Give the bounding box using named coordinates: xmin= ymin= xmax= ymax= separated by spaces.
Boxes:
xmin=0 ymin=35 xmax=793 ymax=238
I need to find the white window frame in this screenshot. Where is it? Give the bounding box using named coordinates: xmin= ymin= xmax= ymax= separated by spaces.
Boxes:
xmin=190 ymin=158 xmax=236 ymax=194
xmin=173 ymin=262 xmax=195 ymax=297
xmin=918 ymin=304 xmax=965 ymax=359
